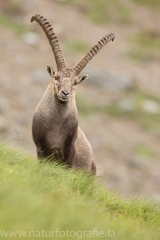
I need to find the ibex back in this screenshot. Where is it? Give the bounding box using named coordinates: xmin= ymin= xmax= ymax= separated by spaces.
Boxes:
xmin=31 ymin=14 xmax=115 ymax=175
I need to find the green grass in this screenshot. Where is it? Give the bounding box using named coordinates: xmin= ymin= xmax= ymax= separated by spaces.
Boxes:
xmin=135 ymin=144 xmax=156 ymax=159
xmin=76 ymin=94 xmax=97 ymax=117
xmin=0 ymin=143 xmax=160 ymax=239
xmin=0 ymin=13 xmax=27 ymax=35
xmin=65 ymin=39 xmax=91 ymax=54
xmin=128 ymin=30 xmax=160 ymax=62
xmin=77 ymin=89 xmax=160 ymax=132
xmin=132 ymin=0 xmax=160 ymax=8
xmin=133 ymin=31 xmax=160 ymax=49
xmin=65 ymin=0 xmax=131 ymax=24
xmin=105 ymin=90 xmax=160 ymax=132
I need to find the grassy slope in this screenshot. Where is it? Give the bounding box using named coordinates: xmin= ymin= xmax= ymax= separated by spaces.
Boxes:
xmin=0 ymin=144 xmax=160 ymax=240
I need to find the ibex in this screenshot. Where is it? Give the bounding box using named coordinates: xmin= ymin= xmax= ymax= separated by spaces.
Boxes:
xmin=31 ymin=14 xmax=115 ymax=175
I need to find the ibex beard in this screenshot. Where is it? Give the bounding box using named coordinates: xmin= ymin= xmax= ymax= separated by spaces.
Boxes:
xmin=31 ymin=14 xmax=115 ymax=175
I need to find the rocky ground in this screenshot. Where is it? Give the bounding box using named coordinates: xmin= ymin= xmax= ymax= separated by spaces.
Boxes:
xmin=0 ymin=0 xmax=160 ymax=201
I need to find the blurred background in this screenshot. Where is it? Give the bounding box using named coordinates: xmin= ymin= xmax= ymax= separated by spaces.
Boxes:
xmin=0 ymin=0 xmax=160 ymax=201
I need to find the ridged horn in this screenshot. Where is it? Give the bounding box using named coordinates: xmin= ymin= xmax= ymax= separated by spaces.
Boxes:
xmin=72 ymin=33 xmax=115 ymax=76
xmin=31 ymin=14 xmax=67 ymax=71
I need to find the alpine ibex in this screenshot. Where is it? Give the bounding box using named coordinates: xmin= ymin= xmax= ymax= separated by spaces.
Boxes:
xmin=31 ymin=14 xmax=115 ymax=175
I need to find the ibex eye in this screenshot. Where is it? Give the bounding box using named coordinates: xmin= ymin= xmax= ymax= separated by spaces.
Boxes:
xmin=55 ymin=75 xmax=59 ymax=80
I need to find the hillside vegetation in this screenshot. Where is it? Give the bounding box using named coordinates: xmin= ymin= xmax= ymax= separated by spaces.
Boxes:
xmin=0 ymin=143 xmax=160 ymax=239
xmin=0 ymin=0 xmax=160 ymax=200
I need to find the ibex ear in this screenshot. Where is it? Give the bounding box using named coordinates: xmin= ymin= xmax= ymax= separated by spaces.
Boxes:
xmin=76 ymin=74 xmax=89 ymax=85
xmin=47 ymin=64 xmax=55 ymax=78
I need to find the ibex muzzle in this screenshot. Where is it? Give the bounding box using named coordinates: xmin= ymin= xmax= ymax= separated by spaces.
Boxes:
xmin=31 ymin=14 xmax=115 ymax=174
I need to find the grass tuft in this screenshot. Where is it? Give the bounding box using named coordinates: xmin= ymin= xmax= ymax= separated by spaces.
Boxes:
xmin=0 ymin=13 xmax=27 ymax=35
xmin=65 ymin=0 xmax=131 ymax=24
xmin=132 ymin=0 xmax=160 ymax=8
xmin=65 ymin=39 xmax=91 ymax=54
xmin=76 ymin=94 xmax=97 ymax=117
xmin=135 ymin=144 xmax=156 ymax=159
xmin=128 ymin=30 xmax=160 ymax=62
xmin=105 ymin=90 xmax=160 ymax=132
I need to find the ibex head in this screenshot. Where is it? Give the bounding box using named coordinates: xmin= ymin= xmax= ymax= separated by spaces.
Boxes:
xmin=31 ymin=14 xmax=115 ymax=103
xmin=46 ymin=65 xmax=88 ymax=102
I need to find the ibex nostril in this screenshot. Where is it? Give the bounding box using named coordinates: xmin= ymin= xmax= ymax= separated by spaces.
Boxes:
xmin=62 ymin=91 xmax=70 ymax=97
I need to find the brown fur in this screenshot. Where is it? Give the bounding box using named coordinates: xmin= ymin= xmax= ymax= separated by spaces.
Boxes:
xmin=32 ymin=68 xmax=96 ymax=174
xmin=31 ymin=14 xmax=115 ymax=175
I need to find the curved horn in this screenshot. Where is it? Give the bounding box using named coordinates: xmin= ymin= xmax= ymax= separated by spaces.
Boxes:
xmin=72 ymin=33 xmax=115 ymax=76
xmin=31 ymin=14 xmax=67 ymax=71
